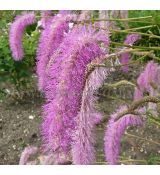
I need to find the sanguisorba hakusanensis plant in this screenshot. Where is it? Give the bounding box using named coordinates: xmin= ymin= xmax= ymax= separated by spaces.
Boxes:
xmin=9 ymin=10 xmax=160 ymax=165
xmin=42 ymin=25 xmax=109 ymax=162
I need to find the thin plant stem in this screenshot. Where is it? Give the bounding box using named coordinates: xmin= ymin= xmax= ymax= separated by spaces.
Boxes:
xmin=115 ymin=95 xmax=160 ymax=121
xmin=111 ymin=41 xmax=160 ymax=51
xmin=149 ymin=117 xmax=160 ymax=127
xmin=125 ymin=132 xmax=160 ymax=146
xmin=96 ymin=159 xmax=147 ymax=165
xmin=110 ymin=29 xmax=160 ymax=40
xmin=120 ymin=25 xmax=156 ymax=32
xmin=78 ymin=16 xmax=153 ymax=22
xmin=104 ymin=80 xmax=136 ymax=88
xmin=119 ymin=159 xmax=147 ymax=164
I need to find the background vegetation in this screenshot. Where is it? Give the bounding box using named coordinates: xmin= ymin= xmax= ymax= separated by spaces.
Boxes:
xmin=0 ymin=11 xmax=160 ymax=165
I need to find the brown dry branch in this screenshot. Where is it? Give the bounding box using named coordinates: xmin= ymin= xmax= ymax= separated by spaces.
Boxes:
xmin=115 ymin=96 xmax=160 ymax=121
xmin=85 ymin=48 xmax=146 ymax=81
xmin=125 ymin=132 xmax=160 ymax=146
xmin=111 ymin=41 xmax=160 ymax=50
xmin=110 ymin=30 xmax=160 ymax=40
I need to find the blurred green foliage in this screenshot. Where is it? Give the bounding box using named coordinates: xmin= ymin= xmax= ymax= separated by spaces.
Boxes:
xmin=111 ymin=11 xmax=160 ymax=63
xmin=0 ymin=11 xmax=40 ymax=91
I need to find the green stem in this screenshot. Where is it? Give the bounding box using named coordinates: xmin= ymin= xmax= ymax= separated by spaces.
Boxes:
xmin=104 ymin=80 xmax=136 ymax=88
xmin=111 ymin=41 xmax=160 ymax=51
xmin=111 ymin=30 xmax=160 ymax=40
xmin=119 ymin=25 xmax=156 ymax=32
xmin=149 ymin=116 xmax=160 ymax=127
xmin=125 ymin=132 xmax=160 ymax=146
xmin=136 ymin=51 xmax=151 ymax=61
xmin=81 ymin=16 xmax=153 ymax=22
xmin=115 ymin=95 xmax=160 ymax=121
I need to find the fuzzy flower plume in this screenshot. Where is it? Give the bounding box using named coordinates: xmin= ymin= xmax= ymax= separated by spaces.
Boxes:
xmin=137 ymin=61 xmax=159 ymax=92
xmin=9 ymin=12 xmax=36 ymax=61
xmin=72 ymin=63 xmax=111 ymax=164
xmin=42 ymin=26 xmax=110 ymax=156
xmin=19 ymin=146 xmax=38 ymax=165
xmin=134 ymin=61 xmax=160 ymax=99
xmin=36 ymin=13 xmax=76 ymax=91
xmin=104 ymin=105 xmax=143 ymax=165
xmin=124 ymin=34 xmax=141 ymax=45
xmin=120 ymin=34 xmax=141 ymax=72
xmin=134 ymin=61 xmax=160 ymax=115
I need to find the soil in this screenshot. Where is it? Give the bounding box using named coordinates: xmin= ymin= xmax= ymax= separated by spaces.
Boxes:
xmin=0 ymin=88 xmax=43 ymax=165
xmin=0 ymin=67 xmax=160 ymax=165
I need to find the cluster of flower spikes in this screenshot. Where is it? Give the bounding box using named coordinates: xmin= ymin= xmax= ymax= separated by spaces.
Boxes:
xmin=119 ymin=33 xmax=141 ymax=72
xmin=9 ymin=12 xmax=36 ymax=60
xmin=36 ymin=11 xmax=76 ymax=91
xmin=41 ymin=24 xmax=110 ymax=163
xmin=10 ymin=10 xmax=145 ymax=165
xmin=9 ymin=10 xmax=110 ymax=165
xmin=104 ymin=61 xmax=160 ymax=165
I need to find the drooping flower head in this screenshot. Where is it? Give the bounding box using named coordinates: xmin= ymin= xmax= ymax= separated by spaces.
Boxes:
xmin=36 ymin=13 xmax=76 ymax=91
xmin=72 ymin=64 xmax=111 ymax=165
xmin=42 ymin=25 xmax=110 ymax=155
xmin=137 ymin=61 xmax=159 ymax=93
xmin=124 ymin=34 xmax=141 ymax=45
xmin=134 ymin=61 xmax=160 ymax=115
xmin=9 ymin=12 xmax=36 ymax=60
xmin=104 ymin=105 xmax=143 ymax=165
xmin=120 ymin=34 xmax=141 ymax=72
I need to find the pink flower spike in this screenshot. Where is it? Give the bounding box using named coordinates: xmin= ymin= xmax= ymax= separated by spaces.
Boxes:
xmin=36 ymin=13 xmax=76 ymax=91
xmin=124 ymin=34 xmax=141 ymax=45
xmin=42 ymin=26 xmax=110 ymax=154
xmin=9 ymin=12 xmax=36 ymax=60
xmin=104 ymin=106 xmax=143 ymax=165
